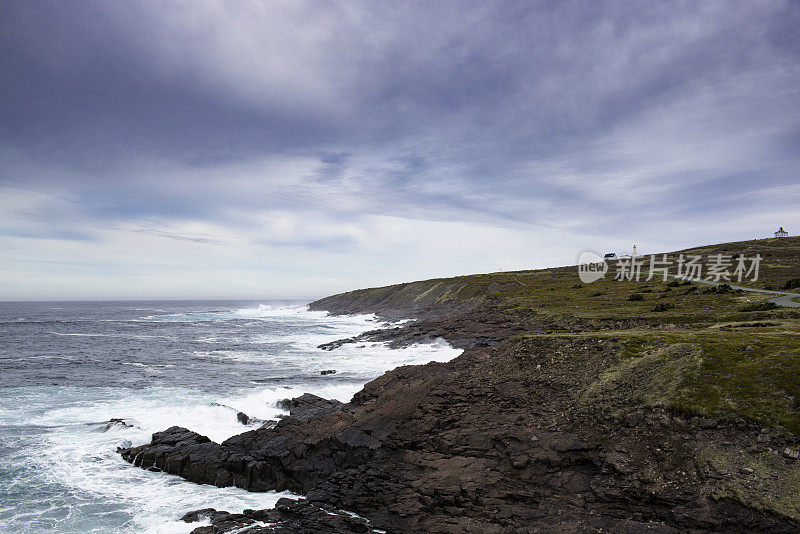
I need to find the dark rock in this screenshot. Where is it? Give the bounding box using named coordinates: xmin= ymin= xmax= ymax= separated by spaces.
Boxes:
xmin=318 ymin=338 xmax=356 ymax=351
xmin=236 ymin=411 xmax=250 ymax=425
xmin=185 ymin=498 xmax=379 ymax=534
xmin=181 ymin=508 xmax=217 ymax=522
xmin=624 ymin=411 xmax=645 ymax=427
xmin=320 ymin=369 xmax=337 ymax=375
xmin=276 ymin=393 xmax=346 ymax=422
xmin=93 ymin=418 xmax=134 ymax=432
xmin=120 ymin=305 xmax=800 ymax=534
xmin=699 ymin=418 xmax=719 ymax=429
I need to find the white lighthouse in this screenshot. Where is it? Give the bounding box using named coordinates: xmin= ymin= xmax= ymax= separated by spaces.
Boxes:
xmin=632 ymin=245 xmax=638 ymax=257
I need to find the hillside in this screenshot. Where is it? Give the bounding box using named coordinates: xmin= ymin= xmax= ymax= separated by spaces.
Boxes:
xmin=310 ymin=237 xmax=800 ymax=319
xmin=310 ymin=238 xmax=800 ymax=433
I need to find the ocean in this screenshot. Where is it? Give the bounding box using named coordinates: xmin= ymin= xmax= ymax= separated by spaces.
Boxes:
xmin=0 ymin=300 xmax=460 ymax=533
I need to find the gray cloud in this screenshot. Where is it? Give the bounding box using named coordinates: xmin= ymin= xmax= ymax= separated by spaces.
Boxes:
xmin=1 ymin=0 xmax=799 ymax=298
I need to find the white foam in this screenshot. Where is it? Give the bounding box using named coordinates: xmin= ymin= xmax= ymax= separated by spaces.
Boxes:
xmin=0 ymin=303 xmax=462 ymax=533
xmin=0 ymin=386 xmax=297 ymax=533
xmin=140 ymin=304 xmax=384 ymax=331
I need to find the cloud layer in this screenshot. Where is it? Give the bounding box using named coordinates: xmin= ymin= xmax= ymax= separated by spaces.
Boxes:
xmin=1 ymin=1 xmax=799 ymax=299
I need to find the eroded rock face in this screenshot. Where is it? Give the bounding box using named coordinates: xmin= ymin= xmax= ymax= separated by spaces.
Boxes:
xmin=120 ymin=338 xmax=800 ymax=533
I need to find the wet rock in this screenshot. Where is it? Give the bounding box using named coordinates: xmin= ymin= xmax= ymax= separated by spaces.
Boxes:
xmin=180 ymin=508 xmax=217 ymax=522
xmin=234 ymin=411 xmax=273 ymax=428
xmin=320 ymin=369 xmax=337 ymax=375
xmin=183 ymin=498 xmax=380 ymax=534
xmin=318 ymin=338 xmax=356 ymax=351
xmin=93 ymin=418 xmax=134 ymax=432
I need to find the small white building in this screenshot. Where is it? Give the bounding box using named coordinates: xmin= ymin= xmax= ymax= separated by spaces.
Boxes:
xmin=775 ymin=227 xmax=789 ymax=237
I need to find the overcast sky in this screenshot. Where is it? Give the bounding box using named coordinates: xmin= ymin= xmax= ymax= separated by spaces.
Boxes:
xmin=1 ymin=1 xmax=798 ymax=300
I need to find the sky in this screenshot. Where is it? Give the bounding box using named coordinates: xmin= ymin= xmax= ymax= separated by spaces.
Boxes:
xmin=1 ymin=1 xmax=799 ymax=300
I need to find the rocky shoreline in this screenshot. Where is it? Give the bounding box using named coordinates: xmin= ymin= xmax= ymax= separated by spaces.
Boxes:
xmin=120 ymin=264 xmax=800 ymax=533
xmin=177 ymin=497 xmax=383 ymax=534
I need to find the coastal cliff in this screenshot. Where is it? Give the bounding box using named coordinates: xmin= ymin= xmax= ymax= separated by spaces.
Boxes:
xmin=120 ymin=237 xmax=800 ymax=533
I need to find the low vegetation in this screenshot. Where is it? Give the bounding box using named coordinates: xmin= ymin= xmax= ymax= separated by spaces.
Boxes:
xmin=323 ymin=237 xmax=800 ymax=435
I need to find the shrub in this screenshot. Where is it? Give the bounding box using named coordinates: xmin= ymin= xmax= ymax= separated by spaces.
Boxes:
xmin=652 ymin=303 xmax=675 ymax=312
xmin=628 ymin=293 xmax=645 ymax=301
xmin=738 ymin=302 xmax=779 ymax=312
xmin=703 ymin=284 xmax=732 ymax=294
xmin=782 ymin=278 xmax=800 ymax=290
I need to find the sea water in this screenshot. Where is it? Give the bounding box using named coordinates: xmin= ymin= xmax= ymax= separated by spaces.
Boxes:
xmin=0 ymin=300 xmax=460 ymax=533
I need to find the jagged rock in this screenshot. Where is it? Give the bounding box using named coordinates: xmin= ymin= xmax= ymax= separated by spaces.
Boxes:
xmin=93 ymin=418 xmax=134 ymax=432
xmin=119 ymin=393 xmax=374 ymax=494
xmin=182 ymin=498 xmax=379 ymax=533
xmin=180 ymin=508 xmax=217 ymax=522
xmin=234 ymin=411 xmax=273 ymax=428
xmin=318 ymin=338 xmax=356 ymax=351
xmin=320 ymin=369 xmax=337 ymax=375
xmin=276 ymin=393 xmax=346 ymax=422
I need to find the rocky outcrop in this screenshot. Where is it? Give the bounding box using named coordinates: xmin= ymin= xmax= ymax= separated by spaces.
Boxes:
xmin=121 ymin=337 xmax=800 ymax=533
xmin=319 ymin=306 xmax=556 ymax=351
xmin=92 ymin=418 xmax=134 ymax=432
xmin=276 ymin=393 xmax=347 ymax=422
xmin=118 ymin=393 xmax=383 ymax=495
xmin=180 ymin=498 xmax=381 ymax=533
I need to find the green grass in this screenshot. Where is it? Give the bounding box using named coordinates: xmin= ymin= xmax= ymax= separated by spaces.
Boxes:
xmin=562 ymin=327 xmax=800 ymax=434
